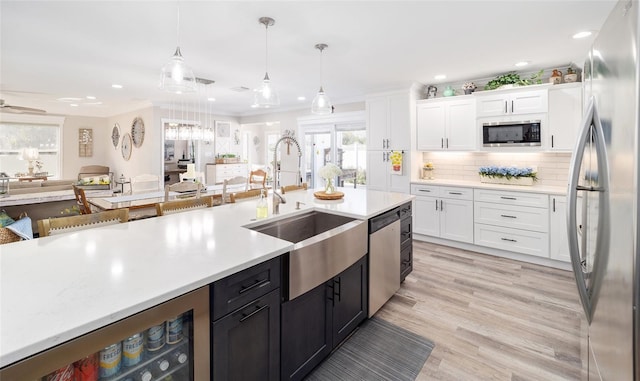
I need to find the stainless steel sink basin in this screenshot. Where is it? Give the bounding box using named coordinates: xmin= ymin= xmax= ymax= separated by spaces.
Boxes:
xmin=248 ymin=211 xmax=367 ymax=300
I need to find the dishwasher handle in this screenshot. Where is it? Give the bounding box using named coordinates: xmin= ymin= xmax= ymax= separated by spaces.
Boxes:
xmin=369 ymin=207 xmax=400 ymax=233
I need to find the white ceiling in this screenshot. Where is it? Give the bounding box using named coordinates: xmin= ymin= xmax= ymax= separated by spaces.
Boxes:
xmin=0 ymin=0 xmax=616 ymax=118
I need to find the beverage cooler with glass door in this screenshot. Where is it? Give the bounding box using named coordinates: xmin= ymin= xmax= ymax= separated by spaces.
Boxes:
xmin=0 ymin=287 xmax=209 ymax=381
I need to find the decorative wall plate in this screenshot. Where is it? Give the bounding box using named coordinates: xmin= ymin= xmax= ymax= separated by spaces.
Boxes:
xmin=111 ymin=123 xmax=120 ymax=149
xmin=121 ymin=132 xmax=132 ymax=161
xmin=131 ymin=117 xmax=145 ymax=148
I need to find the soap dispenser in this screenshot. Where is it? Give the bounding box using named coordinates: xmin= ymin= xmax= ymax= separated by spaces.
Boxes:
xmin=256 ymin=189 xmax=268 ymax=219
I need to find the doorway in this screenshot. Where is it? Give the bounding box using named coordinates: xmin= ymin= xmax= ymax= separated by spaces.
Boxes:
xmin=304 ymin=132 xmax=332 ymax=189
xmin=302 ymin=123 xmax=366 ymax=189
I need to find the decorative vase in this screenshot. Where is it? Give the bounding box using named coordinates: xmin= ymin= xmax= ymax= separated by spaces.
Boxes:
xmin=479 ymin=176 xmax=534 ymax=186
xmin=464 ymin=89 xmax=474 ymax=95
xmin=324 ymin=178 xmax=335 ymax=194
xmin=443 ymin=86 xmax=455 ymax=97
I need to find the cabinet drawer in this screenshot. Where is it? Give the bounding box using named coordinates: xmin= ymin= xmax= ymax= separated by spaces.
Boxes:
xmin=399 ymin=202 xmax=412 ymax=220
xmin=474 ymin=202 xmax=549 ymax=232
xmin=211 ymin=257 xmax=281 ymax=321
xmin=411 ymin=184 xmax=439 ymax=196
xmin=439 ymin=186 xmax=473 ymax=200
xmin=400 ymin=242 xmax=412 ymax=281
xmin=474 ymin=223 xmax=549 ymax=257
xmin=400 ymin=216 xmax=412 ymax=244
xmin=474 ymin=189 xmax=548 ymax=208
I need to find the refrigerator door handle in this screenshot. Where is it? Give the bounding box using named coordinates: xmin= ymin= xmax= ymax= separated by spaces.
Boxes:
xmin=567 ymin=96 xmax=610 ymax=323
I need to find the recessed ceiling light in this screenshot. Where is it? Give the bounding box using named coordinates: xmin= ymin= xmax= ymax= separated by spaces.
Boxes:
xmin=57 ymin=97 xmax=81 ymax=102
xmin=297 ymin=96 xmax=306 ymax=101
xmin=86 ymin=96 xmax=96 ymax=100
xmin=70 ymin=104 xmax=78 ymax=107
xmin=250 ymin=104 xmax=258 ymax=108
xmin=515 ymin=61 xmax=529 ymax=67
xmin=434 ymin=74 xmax=446 ymax=80
xmin=207 ymin=97 xmax=216 ymax=102
xmin=111 ymin=84 xmax=123 ymax=89
xmin=573 ymin=31 xmax=592 ymax=39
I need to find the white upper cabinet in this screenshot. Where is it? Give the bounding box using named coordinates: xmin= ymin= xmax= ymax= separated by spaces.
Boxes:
xmin=416 ymin=96 xmax=476 ymax=151
xmin=547 ymin=83 xmax=582 ymax=151
xmin=367 ymin=92 xmax=411 ymax=150
xmin=476 ymin=88 xmax=548 ymax=117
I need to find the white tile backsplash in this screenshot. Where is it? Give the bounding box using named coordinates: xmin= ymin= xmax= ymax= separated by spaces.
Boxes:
xmin=420 ymin=151 xmax=572 ymax=187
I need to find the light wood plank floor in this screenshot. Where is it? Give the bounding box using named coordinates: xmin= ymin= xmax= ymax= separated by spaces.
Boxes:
xmin=375 ymin=241 xmax=583 ymax=381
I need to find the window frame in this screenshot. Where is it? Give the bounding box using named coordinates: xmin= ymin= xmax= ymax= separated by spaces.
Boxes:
xmin=0 ymin=113 xmax=65 ymax=179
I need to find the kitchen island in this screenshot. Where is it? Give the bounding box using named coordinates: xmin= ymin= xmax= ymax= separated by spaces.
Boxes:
xmin=0 ymin=187 xmax=413 ymax=373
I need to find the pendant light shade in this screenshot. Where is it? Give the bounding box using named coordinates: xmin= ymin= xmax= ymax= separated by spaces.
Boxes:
xmin=254 ymin=17 xmax=279 ymax=108
xmin=311 ymin=43 xmax=332 ymax=115
xmin=160 ymin=5 xmax=196 ymax=93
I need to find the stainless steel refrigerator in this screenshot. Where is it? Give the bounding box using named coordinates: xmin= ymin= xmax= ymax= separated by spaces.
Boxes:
xmin=567 ymin=1 xmax=639 ymax=380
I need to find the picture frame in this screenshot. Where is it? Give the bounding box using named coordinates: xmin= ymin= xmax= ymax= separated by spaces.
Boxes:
xmin=216 ymin=121 xmax=231 ymax=138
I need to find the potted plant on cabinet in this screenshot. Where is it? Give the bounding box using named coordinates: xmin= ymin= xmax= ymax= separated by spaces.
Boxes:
xmin=484 ymin=70 xmax=544 ymax=90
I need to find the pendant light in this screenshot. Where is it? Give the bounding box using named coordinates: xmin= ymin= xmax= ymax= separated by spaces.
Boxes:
xmin=254 ymin=17 xmax=279 ymax=108
xmin=311 ymin=43 xmax=332 ymax=115
xmin=160 ymin=3 xmax=196 ymax=93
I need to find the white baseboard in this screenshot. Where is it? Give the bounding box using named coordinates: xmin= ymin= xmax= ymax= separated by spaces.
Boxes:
xmin=413 ymin=233 xmax=572 ymax=271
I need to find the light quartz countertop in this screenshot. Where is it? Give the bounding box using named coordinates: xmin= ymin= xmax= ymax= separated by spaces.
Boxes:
xmin=0 ymin=187 xmax=413 ymax=368
xmin=411 ymin=178 xmax=567 ymax=195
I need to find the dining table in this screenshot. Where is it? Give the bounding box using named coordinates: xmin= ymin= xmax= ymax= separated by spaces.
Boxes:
xmin=87 ymin=183 xmax=247 ymax=217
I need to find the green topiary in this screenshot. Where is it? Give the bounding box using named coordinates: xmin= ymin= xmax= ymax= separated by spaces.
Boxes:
xmin=484 ymin=70 xmax=544 ymax=90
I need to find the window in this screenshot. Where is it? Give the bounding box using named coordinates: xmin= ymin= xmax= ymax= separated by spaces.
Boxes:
xmin=0 ymin=115 xmax=64 ymax=177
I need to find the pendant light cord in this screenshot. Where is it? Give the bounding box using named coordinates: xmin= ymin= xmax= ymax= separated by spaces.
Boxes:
xmin=264 ymin=23 xmax=269 ymax=75
xmin=319 ymin=48 xmax=323 ymax=88
xmin=176 ymin=2 xmax=180 ymax=48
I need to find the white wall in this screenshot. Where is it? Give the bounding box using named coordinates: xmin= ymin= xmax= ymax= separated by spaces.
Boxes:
xmin=105 ymin=107 xmax=157 ymax=180
xmin=61 ymin=115 xmax=109 ymax=178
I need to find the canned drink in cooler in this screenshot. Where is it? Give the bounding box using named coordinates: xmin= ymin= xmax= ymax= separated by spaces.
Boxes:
xmin=146 ymin=323 xmax=166 ymax=351
xmin=99 ymin=342 xmax=122 ymax=378
xmin=122 ymin=333 xmax=144 ymax=367
xmin=74 ymin=352 xmax=99 ymax=381
xmin=43 ymin=363 xmax=74 ymax=381
xmin=166 ymin=315 xmax=183 ymax=344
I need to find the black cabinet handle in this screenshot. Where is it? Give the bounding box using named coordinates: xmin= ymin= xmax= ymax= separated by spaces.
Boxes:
xmin=504 ymin=100 xmax=508 ymax=114
xmin=551 ymin=135 xmax=555 ymax=148
xmin=500 ymin=196 xmax=517 ymax=200
xmin=419 ymin=189 xmax=431 ymax=193
xmin=334 ymin=278 xmax=341 ymax=302
xmin=448 ymin=192 xmax=462 ymax=195
xmin=435 ymin=199 xmax=438 ymax=211
xmin=440 ymin=200 xmax=443 ymax=211
xmin=553 ymin=198 xmax=556 ymax=212
xmin=441 ymin=138 xmax=444 ymax=148
xmin=501 ymin=237 xmax=517 ymax=243
xmin=511 ymin=100 xmax=514 ymax=113
xmin=240 ymin=304 xmax=268 ymax=322
xmin=500 ymin=214 xmax=517 ymax=219
xmin=239 ymin=278 xmax=268 ymax=294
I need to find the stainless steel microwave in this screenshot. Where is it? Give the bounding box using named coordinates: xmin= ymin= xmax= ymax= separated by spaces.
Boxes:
xmin=482 ymin=120 xmax=541 ymax=147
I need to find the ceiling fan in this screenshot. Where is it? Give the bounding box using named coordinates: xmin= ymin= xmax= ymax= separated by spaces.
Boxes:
xmin=0 ymin=99 xmax=46 ymax=113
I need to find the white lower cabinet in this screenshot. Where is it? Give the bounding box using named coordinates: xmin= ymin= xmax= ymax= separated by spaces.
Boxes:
xmin=413 ymin=183 xmax=569 ymax=265
xmin=412 ymin=184 xmax=473 ymax=244
xmin=474 ymin=223 xmax=549 ymax=258
xmin=473 ymin=189 xmax=549 ymax=257
xmin=549 ymin=196 xmax=571 ymax=262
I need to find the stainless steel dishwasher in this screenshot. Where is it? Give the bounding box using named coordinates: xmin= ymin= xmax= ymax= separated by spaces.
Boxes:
xmin=368 ymin=207 xmax=401 ymax=317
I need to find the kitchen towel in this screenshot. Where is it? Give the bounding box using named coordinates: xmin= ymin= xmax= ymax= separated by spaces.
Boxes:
xmin=389 ymin=151 xmax=403 ymax=175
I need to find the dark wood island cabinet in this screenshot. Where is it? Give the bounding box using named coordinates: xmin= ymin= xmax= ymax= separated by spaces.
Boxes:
xmin=281 ymin=255 xmax=368 ymax=381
